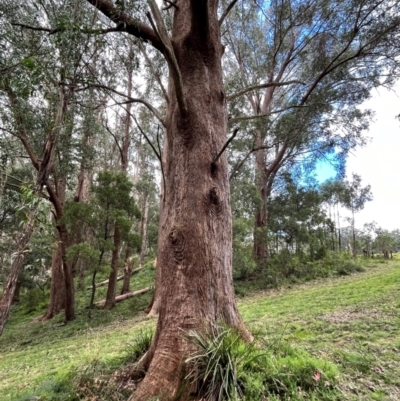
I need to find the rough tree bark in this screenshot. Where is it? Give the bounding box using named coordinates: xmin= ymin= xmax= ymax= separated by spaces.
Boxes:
xmin=0 ymin=214 xmax=34 ymax=336
xmin=85 ymin=1 xmax=251 ymax=399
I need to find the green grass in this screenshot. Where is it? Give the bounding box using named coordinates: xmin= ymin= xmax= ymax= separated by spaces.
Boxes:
xmin=1 ymin=258 xmax=400 ymax=400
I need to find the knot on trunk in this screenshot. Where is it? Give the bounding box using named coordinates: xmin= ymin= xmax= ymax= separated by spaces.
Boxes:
xmin=169 ymin=227 xmax=185 ymax=262
xmin=206 ymin=187 xmax=222 ymax=217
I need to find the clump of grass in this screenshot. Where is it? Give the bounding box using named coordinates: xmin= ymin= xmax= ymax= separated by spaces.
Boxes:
xmin=184 ymin=323 xmax=339 ymax=401
xmin=127 ymin=327 xmax=154 ymax=362
xmin=185 ymin=323 xmax=249 ymax=400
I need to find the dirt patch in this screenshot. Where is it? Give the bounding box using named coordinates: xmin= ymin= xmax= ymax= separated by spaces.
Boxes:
xmin=319 ymin=308 xmax=383 ymax=324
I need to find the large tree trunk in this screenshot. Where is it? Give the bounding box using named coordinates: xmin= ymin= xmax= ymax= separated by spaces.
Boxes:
xmin=104 ymin=225 xmax=121 ymax=309
xmin=0 ymin=214 xmax=34 ymax=336
xmin=131 ymin=3 xmax=250 ymax=400
xmin=39 ymin=238 xmax=65 ymax=321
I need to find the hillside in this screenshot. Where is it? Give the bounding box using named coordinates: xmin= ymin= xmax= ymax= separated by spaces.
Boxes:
xmin=1 ymin=258 xmax=399 ymax=400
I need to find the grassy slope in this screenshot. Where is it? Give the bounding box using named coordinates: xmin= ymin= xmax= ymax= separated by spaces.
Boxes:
xmin=1 ymin=258 xmax=399 ymax=400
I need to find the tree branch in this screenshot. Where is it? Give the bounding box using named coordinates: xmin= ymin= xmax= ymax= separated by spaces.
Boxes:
xmin=219 ymin=0 xmax=239 ymax=26
xmin=11 ymin=22 xmax=125 ymax=35
xmin=227 ymin=80 xmax=305 ymax=102
xmin=131 ymin=115 xmax=161 ymax=162
xmin=85 ymin=0 xmax=164 ymax=52
xmin=103 ymin=121 xmax=123 ymax=158
xmin=147 ymin=0 xmax=187 ymax=116
xmin=138 ymin=40 xmax=169 ymax=103
xmin=212 ymin=128 xmax=239 ymax=165
xmin=266 ymin=141 xmax=288 ymax=176
xmin=229 ymin=149 xmax=253 ymax=181
xmin=156 ymin=125 xmax=166 ymax=199
xmin=77 ymin=83 xmax=166 ymax=127
xmin=228 ymin=105 xmax=306 ymax=124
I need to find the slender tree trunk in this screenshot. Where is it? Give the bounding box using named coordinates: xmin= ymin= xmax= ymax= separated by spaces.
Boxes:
xmin=57 ymin=222 xmax=75 ymax=321
xmin=132 ymin=3 xmax=250 ymax=399
xmin=0 ymin=214 xmax=34 ymax=336
xmin=120 ymin=248 xmax=132 ymax=295
xmin=139 ymin=193 xmax=149 ymax=267
xmin=352 ymin=208 xmax=357 ymax=258
xmin=336 ymin=203 xmax=342 ymax=252
xmin=119 ymin=49 xmax=134 ymax=293
xmin=253 ymin=139 xmax=269 ymax=261
xmin=104 ymin=225 xmax=121 ymax=309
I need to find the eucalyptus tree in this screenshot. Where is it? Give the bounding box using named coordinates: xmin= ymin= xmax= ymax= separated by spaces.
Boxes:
xmin=341 ymin=174 xmax=373 ymax=257
xmin=224 ymin=0 xmax=400 ymax=261
xmin=268 ymin=176 xmax=329 ymax=258
xmin=64 ymin=171 xmax=140 ymax=313
xmin=2 ymin=0 xmax=400 ymax=399
xmin=320 ymin=179 xmax=349 ymax=251
xmin=79 ymin=1 xmax=254 ymax=399
xmin=0 ymin=0 xmax=114 ymax=321
xmin=374 ymin=228 xmax=395 ymax=259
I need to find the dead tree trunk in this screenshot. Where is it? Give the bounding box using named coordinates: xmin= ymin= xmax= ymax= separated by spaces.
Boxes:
xmin=0 ymin=214 xmax=34 ymax=336
xmin=95 ymin=286 xmax=152 ymax=307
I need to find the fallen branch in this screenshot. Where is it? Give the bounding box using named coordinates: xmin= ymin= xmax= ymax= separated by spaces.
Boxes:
xmin=94 ymin=287 xmax=153 ymax=307
xmin=87 ymin=267 xmax=143 ymax=290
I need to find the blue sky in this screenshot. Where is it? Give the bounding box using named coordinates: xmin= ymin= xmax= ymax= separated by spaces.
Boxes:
xmin=315 ymin=159 xmax=337 ymax=183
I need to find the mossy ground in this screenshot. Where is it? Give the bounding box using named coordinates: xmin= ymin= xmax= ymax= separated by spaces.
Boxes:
xmin=0 ymin=256 xmax=399 ymax=400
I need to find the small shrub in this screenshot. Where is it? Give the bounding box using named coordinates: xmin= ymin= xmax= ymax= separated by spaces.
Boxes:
xmin=335 ymin=262 xmax=365 ymax=276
